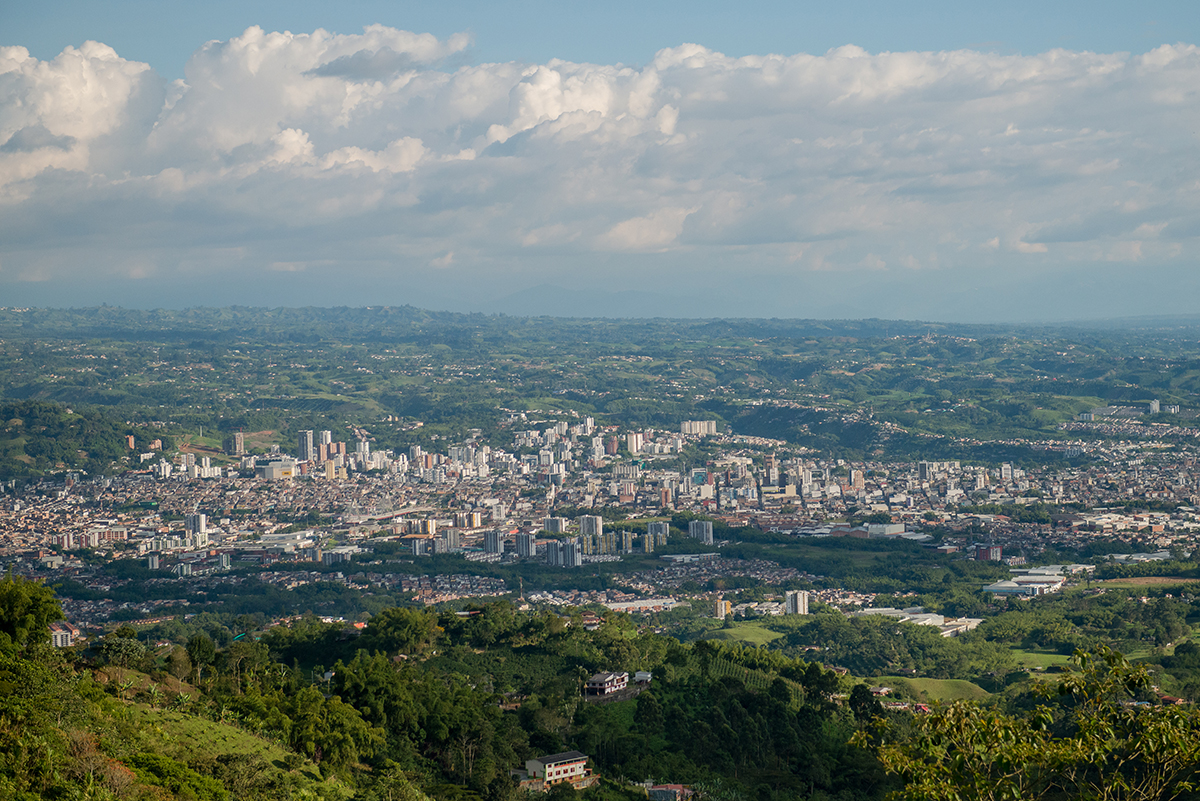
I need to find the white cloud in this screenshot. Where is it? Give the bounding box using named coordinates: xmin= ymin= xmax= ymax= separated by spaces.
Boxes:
xmin=2 ymin=26 xmax=1200 ymax=316
xmin=600 ymin=207 xmax=697 ymax=251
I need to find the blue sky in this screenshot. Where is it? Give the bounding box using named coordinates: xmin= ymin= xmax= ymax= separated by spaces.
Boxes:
xmin=6 ymin=1 xmax=1195 ymax=78
xmin=2 ymin=2 xmax=1200 ymax=321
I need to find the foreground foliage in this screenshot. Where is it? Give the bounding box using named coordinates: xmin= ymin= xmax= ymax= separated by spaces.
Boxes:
xmin=860 ymin=646 xmax=1200 ymax=801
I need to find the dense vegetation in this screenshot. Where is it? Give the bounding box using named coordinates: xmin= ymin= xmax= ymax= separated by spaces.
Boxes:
xmin=1 ymin=573 xmax=891 ymax=801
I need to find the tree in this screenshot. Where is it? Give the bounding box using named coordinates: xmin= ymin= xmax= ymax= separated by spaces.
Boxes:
xmin=364 ymin=607 xmax=438 ymax=656
xmin=860 ymin=646 xmax=1200 ymax=801
xmin=286 ymin=685 xmax=382 ymax=770
xmin=186 ymin=634 xmax=216 ymax=683
xmin=848 ymin=684 xmax=881 ymax=721
xmin=0 ymin=572 xmax=62 ymax=653
xmin=167 ymin=647 xmax=192 ymax=682
xmin=96 ymin=636 xmax=146 ymax=669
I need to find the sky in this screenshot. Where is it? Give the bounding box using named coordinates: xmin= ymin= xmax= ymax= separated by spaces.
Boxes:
xmin=2 ymin=1 xmax=1200 ymax=321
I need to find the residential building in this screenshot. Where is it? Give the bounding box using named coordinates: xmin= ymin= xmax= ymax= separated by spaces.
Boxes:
xmin=785 ymin=590 xmax=809 ymax=615
xmin=585 ymin=671 xmax=629 ymax=695
xmin=688 ymin=520 xmax=713 ymax=545
xmin=298 ymin=430 xmax=315 ymax=462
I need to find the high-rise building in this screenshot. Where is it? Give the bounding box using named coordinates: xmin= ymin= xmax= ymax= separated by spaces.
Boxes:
xmin=647 ymin=521 xmax=670 ymax=549
xmin=688 ymin=520 xmax=714 ymax=545
xmin=484 ymin=530 xmax=504 ymax=555
xmin=545 ymin=539 xmax=581 ymax=567
xmin=224 ymin=432 xmax=245 ymax=456
xmin=1150 ymin=399 xmax=1161 ymax=414
xmin=579 ymin=515 xmax=604 ymax=537
xmin=185 ymin=513 xmax=206 ymax=536
xmin=516 ymin=532 xmax=536 ymax=558
xmin=1000 ymin=463 xmax=1013 ymax=483
xmin=544 ymin=516 xmax=568 ymax=533
xmin=620 ymin=530 xmax=634 ymax=553
xmin=319 ymin=430 xmax=333 ymax=446
xmin=563 ymin=538 xmax=582 ymax=567
xmin=298 ymin=430 xmax=315 ymax=462
xmin=918 ymin=461 xmax=931 ymax=482
xmin=681 ymin=420 xmax=718 ymax=435
xmin=714 ymin=599 xmax=731 ymax=619
xmin=626 ymin=432 xmax=645 ymax=454
xmin=785 ymin=590 xmax=810 ymax=615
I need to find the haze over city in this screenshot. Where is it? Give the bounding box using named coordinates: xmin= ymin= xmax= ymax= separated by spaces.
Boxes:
xmin=3 ymin=1 xmax=1199 ymax=321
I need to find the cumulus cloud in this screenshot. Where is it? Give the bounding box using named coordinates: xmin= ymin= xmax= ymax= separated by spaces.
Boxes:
xmin=2 ymin=25 xmax=1200 ymax=317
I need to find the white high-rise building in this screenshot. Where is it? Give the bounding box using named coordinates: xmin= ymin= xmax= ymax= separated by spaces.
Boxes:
xmin=688 ymin=520 xmax=714 ymax=545
xmin=319 ymin=430 xmax=333 ymax=446
xmin=516 ymin=532 xmax=536 ymax=558
xmin=579 ymin=515 xmax=604 ymax=537
xmin=626 ymin=432 xmax=645 ymax=454
xmin=785 ymin=590 xmax=810 ymax=615
xmin=298 ymin=430 xmax=315 ymax=462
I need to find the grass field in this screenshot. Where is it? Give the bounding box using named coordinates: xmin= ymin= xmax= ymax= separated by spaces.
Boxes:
xmin=1011 ymin=649 xmax=1072 ymax=669
xmin=875 ymin=676 xmax=990 ymax=702
xmin=1097 ymin=577 xmax=1200 ymax=590
xmin=129 ymin=706 xmax=298 ymax=765
xmin=698 ymin=622 xmax=785 ymax=646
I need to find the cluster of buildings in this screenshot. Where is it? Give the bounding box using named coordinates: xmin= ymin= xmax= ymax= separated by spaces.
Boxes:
xmin=851 ymin=606 xmax=984 ymax=637
xmin=12 ymin=403 xmax=1200 ymax=633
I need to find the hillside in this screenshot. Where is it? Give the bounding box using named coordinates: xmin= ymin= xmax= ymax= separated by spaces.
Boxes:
xmin=0 ymin=400 xmax=130 ymax=479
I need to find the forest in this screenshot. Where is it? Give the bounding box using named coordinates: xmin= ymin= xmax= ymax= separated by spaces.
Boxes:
xmin=12 ymin=572 xmax=1200 ymax=800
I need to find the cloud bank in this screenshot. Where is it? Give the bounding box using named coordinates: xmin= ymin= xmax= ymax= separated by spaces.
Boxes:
xmin=1 ymin=26 xmax=1199 ymax=319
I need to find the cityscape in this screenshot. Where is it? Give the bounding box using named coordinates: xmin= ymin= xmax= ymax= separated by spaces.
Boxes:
xmin=5 ymin=1 xmax=1200 ymax=799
